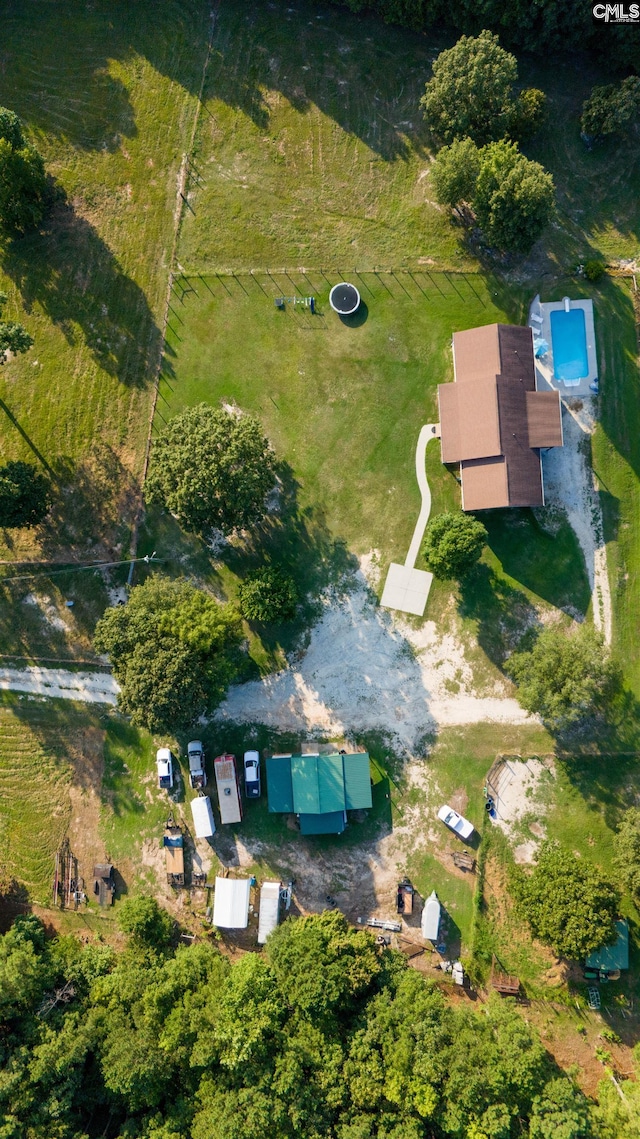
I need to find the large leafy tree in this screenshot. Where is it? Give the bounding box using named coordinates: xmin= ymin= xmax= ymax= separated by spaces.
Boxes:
xmin=613 ymin=808 xmax=640 ymax=907
xmin=473 ymin=139 xmax=555 ymax=253
xmin=146 ymin=403 xmax=277 ymax=536
xmin=507 ymin=625 xmax=621 ymax=730
xmin=93 ymin=576 xmax=243 ymax=730
xmin=0 ymin=460 xmax=51 ymax=528
xmin=0 ymin=106 xmax=47 ymax=234
xmin=422 ymin=511 xmax=487 ymax=579
xmin=421 ymin=31 xmax=518 ymax=145
xmin=514 ymin=842 xmax=619 ymax=960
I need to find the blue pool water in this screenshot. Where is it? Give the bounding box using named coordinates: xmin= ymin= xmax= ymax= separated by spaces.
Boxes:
xmin=550 ymin=308 xmax=589 ymax=381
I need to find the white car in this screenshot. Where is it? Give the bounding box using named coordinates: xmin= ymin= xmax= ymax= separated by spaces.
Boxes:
xmin=243 ymin=750 xmax=261 ymax=798
xmin=437 ymin=804 xmax=474 ymax=840
xmin=156 ymin=747 xmax=174 ymax=791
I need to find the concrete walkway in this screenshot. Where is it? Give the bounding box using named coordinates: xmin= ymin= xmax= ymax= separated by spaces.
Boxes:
xmin=380 ymin=424 xmax=439 ymax=617
xmin=0 ymin=666 xmax=119 ymax=705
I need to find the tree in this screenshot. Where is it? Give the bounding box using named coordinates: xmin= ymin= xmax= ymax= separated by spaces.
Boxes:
xmin=430 ymin=138 xmax=481 ymax=210
xmin=421 ymin=31 xmax=517 ymax=146
xmin=507 ymin=625 xmax=621 ymax=730
xmin=0 ymin=460 xmax=51 ymax=528
xmin=473 ymin=139 xmax=555 ymax=253
xmin=117 ymin=896 xmax=173 ymax=948
xmin=93 ymin=576 xmax=243 ymax=730
xmin=0 ymin=106 xmax=47 ymax=234
xmin=581 ymin=77 xmax=640 ymax=140
xmin=0 ymin=291 xmax=34 ymax=364
xmin=529 ymin=1077 xmax=594 ymax=1139
xmin=422 ymin=511 xmax=487 ymax=579
xmin=266 ymin=911 xmax=381 ymax=1024
xmin=613 ymin=808 xmax=640 ymax=906
xmin=238 ymin=566 xmax=298 ymax=623
xmin=146 ymin=403 xmax=277 ymax=536
xmin=514 ymin=842 xmax=619 ymax=960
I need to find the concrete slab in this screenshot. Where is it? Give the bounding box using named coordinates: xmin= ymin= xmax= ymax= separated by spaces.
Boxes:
xmin=380 ymin=562 xmax=433 ymax=617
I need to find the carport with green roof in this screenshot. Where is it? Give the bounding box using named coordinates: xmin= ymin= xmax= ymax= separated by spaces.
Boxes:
xmin=266 ymin=752 xmax=372 ymax=834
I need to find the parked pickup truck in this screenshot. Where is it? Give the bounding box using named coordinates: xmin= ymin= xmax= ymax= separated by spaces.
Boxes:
xmin=156 ymin=747 xmax=175 ymax=791
xmin=188 ymin=740 xmax=207 ymax=790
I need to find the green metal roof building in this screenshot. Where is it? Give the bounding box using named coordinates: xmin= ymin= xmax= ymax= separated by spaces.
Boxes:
xmin=585 ymin=920 xmax=629 ymax=975
xmin=266 ymin=752 xmax=372 ymax=834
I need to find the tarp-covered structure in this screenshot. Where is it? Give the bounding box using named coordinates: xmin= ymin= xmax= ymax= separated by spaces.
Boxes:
xmin=213 ymin=876 xmax=251 ymax=928
xmin=266 ymin=751 xmax=372 ymax=834
xmin=586 ymin=919 xmax=629 ymax=976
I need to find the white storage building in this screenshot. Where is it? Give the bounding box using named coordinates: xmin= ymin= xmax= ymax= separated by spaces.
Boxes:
xmin=212 ymin=877 xmax=251 ymax=929
xmin=257 ymin=881 xmax=281 ymax=944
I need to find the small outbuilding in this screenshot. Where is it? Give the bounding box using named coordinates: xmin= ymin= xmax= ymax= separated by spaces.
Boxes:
xmin=212 ymin=876 xmax=251 ymax=929
xmin=258 ymin=881 xmax=282 ymax=944
xmin=93 ymin=864 xmax=115 ymax=907
xmin=266 ymin=750 xmax=372 ymax=835
xmin=585 ymin=919 xmax=629 ymax=980
xmin=421 ymin=890 xmax=441 ymax=943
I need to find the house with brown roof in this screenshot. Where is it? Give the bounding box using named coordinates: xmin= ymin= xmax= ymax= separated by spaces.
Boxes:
xmin=437 ymin=323 xmax=563 ymax=511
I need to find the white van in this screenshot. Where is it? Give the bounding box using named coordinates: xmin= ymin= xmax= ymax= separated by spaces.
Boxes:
xmin=190 ymin=794 xmax=216 ymax=838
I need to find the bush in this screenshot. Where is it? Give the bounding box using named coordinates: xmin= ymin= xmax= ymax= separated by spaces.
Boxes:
xmin=507 ymin=87 xmax=546 ymax=140
xmin=581 ymin=77 xmax=640 ymax=140
xmin=507 ymin=625 xmax=622 ymax=730
xmin=238 ymin=566 xmax=298 ymax=623
xmin=94 ymin=576 xmax=243 ymax=731
xmin=422 ymin=512 xmax=487 ymax=579
xmin=117 ymin=896 xmax=173 ymax=948
xmin=0 ymin=461 xmax=51 ymax=528
xmin=430 ymin=138 xmax=481 ymax=209
xmin=584 ymin=259 xmax=605 ymax=282
xmin=514 ymin=842 xmax=619 ymax=960
xmin=146 ymin=403 xmax=277 ymax=537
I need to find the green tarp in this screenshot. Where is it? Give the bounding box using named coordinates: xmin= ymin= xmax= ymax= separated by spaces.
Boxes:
xmin=586 ymin=920 xmax=629 ymax=973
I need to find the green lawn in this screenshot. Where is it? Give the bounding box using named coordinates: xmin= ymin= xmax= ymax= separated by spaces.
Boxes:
xmin=0 ymin=0 xmax=208 ymax=564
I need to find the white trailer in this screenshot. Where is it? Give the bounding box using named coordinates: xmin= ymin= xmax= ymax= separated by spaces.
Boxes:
xmin=191 ymin=794 xmax=215 ymax=838
xmin=214 ymin=754 xmax=243 ymax=825
xmin=258 ymin=881 xmax=281 ymax=944
xmin=421 ymin=891 xmax=441 ymax=943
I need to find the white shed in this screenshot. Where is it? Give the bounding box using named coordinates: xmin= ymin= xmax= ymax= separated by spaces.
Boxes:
xmin=213 ymin=876 xmax=251 ymax=929
xmin=421 ymin=890 xmax=441 ymax=943
xmin=257 ymin=881 xmax=281 ymax=945
xmin=191 ymin=794 xmax=215 ymax=839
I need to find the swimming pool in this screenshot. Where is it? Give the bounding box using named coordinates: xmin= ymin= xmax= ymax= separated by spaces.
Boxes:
xmin=550 ymin=308 xmax=589 ymax=382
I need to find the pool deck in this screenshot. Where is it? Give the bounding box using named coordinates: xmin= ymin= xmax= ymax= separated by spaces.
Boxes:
xmin=528 ymin=295 xmax=598 ymax=399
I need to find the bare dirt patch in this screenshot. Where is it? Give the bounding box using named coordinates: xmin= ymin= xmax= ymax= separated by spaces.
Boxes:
xmin=486 ymin=755 xmax=555 ymax=863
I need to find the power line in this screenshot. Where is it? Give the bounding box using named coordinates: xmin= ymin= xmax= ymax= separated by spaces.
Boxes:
xmin=0 ymin=554 xmax=162 ymax=585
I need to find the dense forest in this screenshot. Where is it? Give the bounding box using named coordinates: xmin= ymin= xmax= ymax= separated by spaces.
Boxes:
xmin=0 ymin=905 xmax=638 ymax=1139
xmin=329 ymin=0 xmax=640 ymax=71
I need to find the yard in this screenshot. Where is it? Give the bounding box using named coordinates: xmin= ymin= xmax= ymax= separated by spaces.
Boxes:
xmin=0 ymin=0 xmax=638 ymax=1071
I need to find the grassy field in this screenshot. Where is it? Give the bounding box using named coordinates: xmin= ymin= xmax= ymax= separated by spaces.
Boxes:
xmin=0 ymin=0 xmax=208 ymax=565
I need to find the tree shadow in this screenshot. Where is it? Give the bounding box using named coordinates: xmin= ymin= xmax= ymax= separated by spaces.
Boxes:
xmin=38 ymin=444 xmax=140 ymax=560
xmin=458 ymin=562 xmax=539 ymax=672
xmin=1 ymin=196 xmax=161 ymax=387
xmin=220 ymin=461 xmax=358 ymax=660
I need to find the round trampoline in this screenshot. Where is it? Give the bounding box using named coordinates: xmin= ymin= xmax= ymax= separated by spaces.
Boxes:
xmin=329 ymin=282 xmax=360 ymax=315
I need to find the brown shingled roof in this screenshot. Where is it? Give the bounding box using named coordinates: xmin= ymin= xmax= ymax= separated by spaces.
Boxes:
xmin=438 ymin=323 xmax=563 ymax=510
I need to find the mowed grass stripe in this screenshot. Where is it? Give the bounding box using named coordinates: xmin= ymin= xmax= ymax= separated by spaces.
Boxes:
xmin=0 ymin=706 xmax=72 ymax=902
